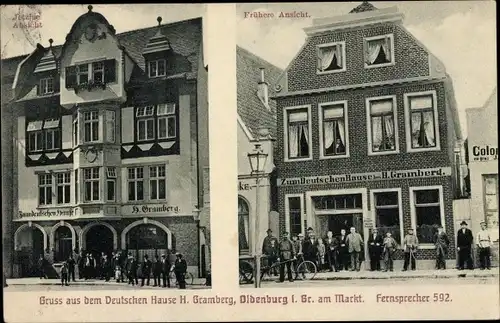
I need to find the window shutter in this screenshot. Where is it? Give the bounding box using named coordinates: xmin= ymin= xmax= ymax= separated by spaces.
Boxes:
xmin=104 ymin=59 xmax=116 ymax=83
xmin=65 ymin=66 xmax=77 ymax=88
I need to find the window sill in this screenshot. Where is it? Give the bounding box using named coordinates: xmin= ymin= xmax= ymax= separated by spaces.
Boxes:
xmin=364 ymin=62 xmax=395 ymax=69
xmin=407 ymin=146 xmax=441 ymax=153
xmin=317 ymin=68 xmax=346 ymax=75
xmin=37 ymin=204 xmax=74 ymax=209
xmin=416 ymin=244 xmax=436 ymax=250
xmin=284 ymin=156 xmax=313 ymax=163
xmin=368 ymin=149 xmax=400 ymax=156
xmin=319 ymin=153 xmax=349 ymax=160
xmin=149 ymin=74 xmax=167 ymax=79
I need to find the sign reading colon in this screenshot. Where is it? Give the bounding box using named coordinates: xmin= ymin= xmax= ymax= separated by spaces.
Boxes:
xmin=472 ymin=145 xmax=498 ymax=161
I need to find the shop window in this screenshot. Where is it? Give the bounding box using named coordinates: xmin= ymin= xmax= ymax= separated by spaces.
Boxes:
xmin=288 ymin=196 xmax=302 ymax=237
xmin=56 ymin=172 xmax=71 ymax=204
xmin=367 ymin=96 xmax=398 ymax=154
xmin=373 ymin=190 xmax=401 ymax=245
xmin=317 ymin=42 xmax=345 ymax=73
xmin=83 ymin=167 xmax=100 ymax=202
xmin=38 ymin=174 xmax=53 ymax=205
xmin=412 ymin=187 xmax=443 ymax=244
xmin=364 ymin=34 xmax=394 ymax=68
xmin=149 ymin=165 xmax=166 ymax=200
xmin=128 ymin=167 xmax=144 ymax=201
xmin=286 ymin=107 xmax=311 ymax=160
xmin=405 ymin=91 xmax=440 ymax=152
xmin=321 ymin=102 xmax=347 ymax=158
xmin=238 ymin=197 xmax=250 ymax=254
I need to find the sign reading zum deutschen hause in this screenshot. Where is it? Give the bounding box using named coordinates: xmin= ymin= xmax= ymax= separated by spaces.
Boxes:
xmin=278 ymin=167 xmax=452 ymax=187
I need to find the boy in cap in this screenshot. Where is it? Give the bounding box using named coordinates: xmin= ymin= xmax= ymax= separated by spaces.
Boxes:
xmin=476 ymin=222 xmax=492 ymax=270
xmin=434 ymin=225 xmax=450 ymax=269
xmin=402 ymin=228 xmax=419 ymax=271
xmin=262 ymin=229 xmax=279 ymax=275
xmin=456 ymin=221 xmax=474 ymax=270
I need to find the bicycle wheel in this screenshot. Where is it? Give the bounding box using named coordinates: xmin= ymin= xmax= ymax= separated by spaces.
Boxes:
xmin=296 ymin=261 xmax=317 ymax=280
xmin=239 ymin=261 xmax=254 ymax=284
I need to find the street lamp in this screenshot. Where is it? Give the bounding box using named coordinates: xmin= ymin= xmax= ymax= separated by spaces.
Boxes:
xmin=193 ymin=206 xmax=201 ymax=278
xmin=247 ymin=142 xmax=268 ymax=288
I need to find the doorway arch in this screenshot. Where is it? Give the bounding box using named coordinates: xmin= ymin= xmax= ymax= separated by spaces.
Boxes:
xmin=79 ymin=222 xmax=118 ymax=252
xmin=121 ymin=219 xmax=172 ymax=260
xmin=50 ymin=221 xmax=76 ymax=262
xmin=14 ymin=223 xmax=48 ymax=277
xmin=82 ymin=223 xmax=116 ymax=259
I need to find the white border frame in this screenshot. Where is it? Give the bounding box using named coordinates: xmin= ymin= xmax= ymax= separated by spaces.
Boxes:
xmin=404 ymin=90 xmax=441 ymax=153
xmin=316 ymin=41 xmax=347 ymax=75
xmin=365 ymin=95 xmax=400 ymax=156
xmin=318 ymin=100 xmax=350 ymax=160
xmin=283 ymin=105 xmax=313 ymax=162
xmin=284 ymin=193 xmax=305 ymax=236
xmin=364 ymin=34 xmax=395 ymax=69
xmin=370 ymin=187 xmax=404 ymax=247
xmin=409 ymin=185 xmax=445 ymax=249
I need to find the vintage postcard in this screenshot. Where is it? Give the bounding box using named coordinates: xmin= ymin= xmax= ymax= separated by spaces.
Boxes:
xmin=2 ymin=2 xmax=499 ymax=322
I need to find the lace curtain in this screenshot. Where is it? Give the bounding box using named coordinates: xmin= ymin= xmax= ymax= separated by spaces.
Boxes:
xmin=366 ymin=37 xmax=391 ymax=65
xmin=289 ymin=111 xmax=309 ymax=158
xmin=318 ymin=44 xmax=343 ymax=71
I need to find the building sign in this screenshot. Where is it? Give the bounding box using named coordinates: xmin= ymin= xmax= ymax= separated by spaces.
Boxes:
xmin=238 ymin=181 xmax=254 ymax=191
xmin=278 ymin=167 xmax=452 ymax=187
xmin=18 ymin=208 xmax=75 ymax=218
xmin=363 ymin=218 xmax=374 ymax=228
xmin=128 ymin=204 xmax=180 ymax=215
xmin=471 ymin=145 xmax=498 ymax=162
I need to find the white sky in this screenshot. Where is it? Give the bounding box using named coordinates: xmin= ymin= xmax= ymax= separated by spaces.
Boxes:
xmin=236 ymin=1 xmax=497 ymax=137
xmin=0 ymin=4 xmax=208 ymax=62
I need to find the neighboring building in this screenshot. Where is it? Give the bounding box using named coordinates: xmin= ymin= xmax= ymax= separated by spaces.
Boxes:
xmin=2 ymin=6 xmax=209 ymax=277
xmin=237 ymin=46 xmax=282 ymax=257
xmin=466 ymin=87 xmax=498 ymax=265
xmin=272 ymin=2 xmax=467 ymax=268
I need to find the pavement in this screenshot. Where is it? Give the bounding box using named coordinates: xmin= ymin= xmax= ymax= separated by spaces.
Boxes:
xmin=5 ymin=277 xmax=209 ymax=288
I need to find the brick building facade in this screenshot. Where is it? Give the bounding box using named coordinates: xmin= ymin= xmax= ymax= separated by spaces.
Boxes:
xmin=272 ymin=3 xmax=467 ymax=268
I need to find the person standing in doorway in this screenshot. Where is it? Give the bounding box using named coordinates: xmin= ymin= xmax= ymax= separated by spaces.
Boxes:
xmin=367 ymin=228 xmax=383 ymax=271
xmin=457 ymin=221 xmax=474 ymax=270
xmin=346 ymin=227 xmax=363 ymax=271
xmin=382 ymin=232 xmax=397 ymax=272
xmin=67 ymin=254 xmax=76 ymax=282
xmin=337 ymin=229 xmax=349 ymax=271
xmin=278 ymin=232 xmax=295 ymax=283
xmin=262 ymin=229 xmax=279 ymax=276
xmin=60 ymin=262 xmax=69 ymax=286
xmin=161 ymin=253 xmax=171 ymax=288
xmin=325 ymin=231 xmax=338 ymax=272
xmin=303 ymin=230 xmax=318 ymax=269
xmin=174 ymin=253 xmax=188 ymax=289
xmin=402 ymin=228 xmax=419 ymax=271
xmin=38 ymin=255 xmax=47 ymax=279
xmin=126 ymin=254 xmax=138 ymax=286
xmin=434 ymin=225 xmax=450 ymax=270
xmin=141 ymin=254 xmax=152 ymax=287
xmin=476 ymin=222 xmax=492 ymax=270
xmin=77 ymin=250 xmax=85 ymax=279
xmin=152 ymin=255 xmax=162 ymax=286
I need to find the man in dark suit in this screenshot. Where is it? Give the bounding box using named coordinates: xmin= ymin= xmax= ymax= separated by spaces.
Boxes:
xmin=456 ymin=221 xmax=474 ymax=270
xmin=152 ymin=255 xmax=162 ymax=287
xmin=367 ymin=228 xmax=383 ymax=271
xmin=337 ymin=229 xmax=349 ymax=271
xmin=161 ymin=253 xmax=171 ymax=288
xmin=140 ymin=254 xmax=152 ymax=286
xmin=174 ymin=253 xmax=188 ymax=289
xmin=324 ymin=231 xmax=338 ymax=272
xmin=278 ymin=232 xmax=295 ymax=283
xmin=126 ymin=254 xmax=138 ymax=286
xmin=67 ymin=254 xmax=76 ymax=282
xmin=303 ymin=230 xmax=318 ymax=269
xmin=262 ymin=229 xmax=279 ymax=275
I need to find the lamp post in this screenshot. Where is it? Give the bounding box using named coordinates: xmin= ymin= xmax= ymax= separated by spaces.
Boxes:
xmin=193 ymin=206 xmax=201 ymax=278
xmin=247 ymin=142 xmax=268 ymax=288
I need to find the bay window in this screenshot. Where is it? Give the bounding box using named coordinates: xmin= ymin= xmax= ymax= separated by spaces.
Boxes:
xmin=128 ymin=167 xmax=144 ymax=201
xmin=83 ymin=111 xmax=99 ymax=143
xmin=321 ymin=102 xmax=347 ymax=157
xmin=285 ymin=107 xmax=311 ymax=160
xmin=367 ymin=96 xmax=398 ymax=154
xmin=84 ymin=167 xmax=100 ymax=202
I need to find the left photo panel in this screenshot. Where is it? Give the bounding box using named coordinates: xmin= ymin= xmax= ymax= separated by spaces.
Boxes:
xmin=1 ymin=4 xmax=211 ymax=290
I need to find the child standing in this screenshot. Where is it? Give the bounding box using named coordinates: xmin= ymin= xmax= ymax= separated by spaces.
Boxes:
xmin=382 ymin=232 xmax=397 ymax=272
xmin=61 ymin=262 xmax=69 ymax=286
xmin=317 ymin=238 xmax=326 ymax=272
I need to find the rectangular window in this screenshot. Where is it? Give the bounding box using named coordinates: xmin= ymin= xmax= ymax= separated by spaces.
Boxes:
xmin=56 ymin=172 xmax=71 ymax=204
xmin=365 ymin=34 xmax=394 ymax=67
xmin=368 ymin=97 xmax=397 ymax=153
xmin=373 ymin=191 xmax=401 ymax=245
xmin=44 ymin=128 xmax=61 ymax=150
xmin=286 ymin=108 xmax=310 ymax=160
xmin=39 ymin=77 xmax=54 ymax=95
xmin=321 ymin=103 xmax=347 ymax=157
xmin=412 ymin=188 xmax=443 ymax=244
xmin=106 ymin=167 xmax=117 ymax=202
xmin=128 ymin=167 xmax=144 ymax=201
xmin=73 ymin=115 xmax=79 ymax=147
xmin=149 ymin=165 xmax=166 ymax=200
xmin=136 ymin=106 xmax=155 ymax=141
xmin=92 ymin=61 xmax=104 ymax=83
xmin=106 ymin=110 xmax=115 ymax=143
xmin=158 ymin=103 xmax=176 ymax=139
xmin=75 ymin=169 xmax=79 ymax=203
xmin=38 ymin=174 xmax=52 ymax=205
xmin=484 ymin=175 xmax=499 ymax=241
xmin=288 ymin=196 xmax=302 ymax=237
xmin=83 ymin=111 xmax=99 ymax=143
xmin=408 ymin=94 xmax=437 ymax=150
xmin=148 ymin=59 xmax=166 ymax=78
xmin=317 ymin=42 xmax=346 ymax=73
xmin=83 ymin=167 xmax=100 ymax=202
xmin=27 ymin=120 xmax=44 ymax=152
xmin=77 ymin=64 xmax=89 ymax=84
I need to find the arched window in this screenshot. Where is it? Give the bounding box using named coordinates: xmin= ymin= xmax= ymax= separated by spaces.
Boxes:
xmin=238 ymin=197 xmax=250 ymax=254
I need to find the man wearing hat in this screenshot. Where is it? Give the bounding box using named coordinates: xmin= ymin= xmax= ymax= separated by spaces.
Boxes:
xmin=278 ymin=232 xmax=295 ymax=283
xmin=402 ymin=228 xmax=419 ymax=271
xmin=262 ymin=229 xmax=279 ymax=276
xmin=476 ymin=222 xmax=492 ymax=270
xmin=160 ymin=253 xmax=171 ymax=288
xmin=434 ymin=225 xmax=450 ymax=269
xmin=367 ymin=228 xmax=383 ymax=271
xmin=174 ymin=253 xmax=188 ymax=289
xmin=456 ymin=221 xmax=474 ymax=270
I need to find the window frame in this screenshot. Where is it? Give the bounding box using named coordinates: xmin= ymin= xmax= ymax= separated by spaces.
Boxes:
xmin=106 ymin=167 xmax=117 ymax=202
xmin=92 ymin=61 xmax=104 ymax=83
xmin=148 ymin=59 xmax=166 ymax=78
xmin=157 ymin=103 xmax=177 ymax=140
xmin=370 ymin=188 xmax=404 ymax=247
xmin=149 ymin=165 xmax=166 ymax=201
xmin=38 ymin=173 xmax=53 ymax=206
xmin=238 ymin=196 xmax=251 ymax=254
xmin=76 ymin=63 xmax=89 ymax=85
xmin=106 ymin=110 xmax=116 ymax=143
xmin=73 ymin=114 xmax=79 ymax=147
xmin=316 ymin=41 xmax=347 ymax=75
xmin=44 ymin=127 xmax=61 ymax=151
xmin=404 ymin=90 xmax=441 ymax=153
xmin=83 ymin=110 xmax=100 ymax=143
xmin=28 ymin=130 xmax=44 ymax=153
xmin=127 ymin=167 xmax=144 ymax=202
xmin=364 ymin=34 xmax=395 ymax=69
xmin=39 ymin=77 xmax=54 ymax=95
xmin=366 ymin=95 xmax=399 ymax=156
xmin=83 ymin=167 xmax=100 ymax=202
xmin=409 ymin=185 xmax=445 ymax=249
xmin=285 ymin=193 xmax=304 ymax=237
xmin=136 ymin=106 xmax=156 ymax=142
xmin=318 ymin=100 xmax=349 ymax=160
xmin=283 ymin=105 xmax=313 ymax=162
xmin=55 ymin=172 xmax=71 ymax=205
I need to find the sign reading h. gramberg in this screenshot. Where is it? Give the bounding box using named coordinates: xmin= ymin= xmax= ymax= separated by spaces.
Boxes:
xmin=131 ymin=205 xmax=180 ymax=214
xmin=18 ymin=208 xmax=74 ymax=218
xmin=278 ymin=167 xmax=452 ymax=187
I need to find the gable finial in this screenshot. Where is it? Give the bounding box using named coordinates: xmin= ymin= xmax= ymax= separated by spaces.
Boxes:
xmin=88 ymin=5 xmax=93 ymax=12
xmin=157 ymin=16 xmax=162 ymax=26
xmin=48 ymin=38 xmax=53 ymax=48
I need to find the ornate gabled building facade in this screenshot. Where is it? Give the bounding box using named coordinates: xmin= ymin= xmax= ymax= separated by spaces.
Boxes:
xmin=272 ymin=3 xmax=467 ymax=268
xmin=2 ymin=6 xmax=209 ymax=278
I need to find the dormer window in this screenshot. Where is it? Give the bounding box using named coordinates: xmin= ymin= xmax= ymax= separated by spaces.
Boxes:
xmin=149 ymin=59 xmax=166 ymax=78
xmin=364 ymin=34 xmax=394 ymax=68
xmin=317 ymin=42 xmax=346 ymax=74
xmin=39 ymin=77 xmax=54 ymax=95
xmin=65 ymin=59 xmax=116 ymax=90
xmin=92 ymin=62 xmax=104 ymax=83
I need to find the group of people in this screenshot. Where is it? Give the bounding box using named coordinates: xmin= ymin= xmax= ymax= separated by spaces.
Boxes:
xmin=261 ymin=220 xmax=494 ymax=282
xmin=38 ymin=250 xmax=190 ymax=289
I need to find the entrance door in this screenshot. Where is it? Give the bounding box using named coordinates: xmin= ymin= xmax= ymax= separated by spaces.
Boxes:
xmin=86 ymin=225 xmax=114 ymax=260
xmin=55 ymin=227 xmax=73 ymax=262
xmin=327 ymin=213 xmax=364 ymax=237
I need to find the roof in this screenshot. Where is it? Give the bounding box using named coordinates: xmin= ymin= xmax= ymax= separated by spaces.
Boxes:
xmin=237 ymin=46 xmax=283 ymax=139
xmin=349 ymin=1 xmax=378 ymax=14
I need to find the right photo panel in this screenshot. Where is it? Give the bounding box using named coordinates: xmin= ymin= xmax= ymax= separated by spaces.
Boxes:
xmin=236 ymin=1 xmax=498 ymax=288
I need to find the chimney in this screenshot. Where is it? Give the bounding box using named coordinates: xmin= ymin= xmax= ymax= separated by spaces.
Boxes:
xmin=257 ymin=67 xmax=270 ymax=108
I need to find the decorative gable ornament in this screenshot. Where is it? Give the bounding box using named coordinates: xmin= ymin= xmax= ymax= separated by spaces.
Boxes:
xmin=143 ymin=16 xmax=172 ymax=55
xmin=34 ymin=39 xmax=57 ymax=73
xmin=349 ymin=1 xmax=378 ymax=14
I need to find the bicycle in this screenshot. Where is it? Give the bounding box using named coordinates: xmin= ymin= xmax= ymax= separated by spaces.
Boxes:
xmin=168 ymin=268 xmax=194 ymax=286
xmin=239 ymin=260 xmax=254 ymax=284
xmin=260 ymin=254 xmax=317 ymax=281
